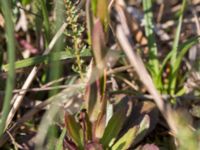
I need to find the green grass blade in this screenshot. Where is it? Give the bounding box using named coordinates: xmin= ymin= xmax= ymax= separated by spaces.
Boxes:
xmin=174 ymin=36 xmax=200 ymax=74
xmin=0 ymin=0 xmax=16 ymax=136
xmin=171 ymin=0 xmax=187 ymax=65
xmin=159 ymin=36 xmax=200 ymax=93
xmin=56 ymin=128 xmax=67 ymax=150
xmin=169 ymin=36 xmax=200 ymax=94
xmin=142 ymin=0 xmax=159 ymax=80
xmin=170 ymin=0 xmax=187 ymax=65
xmin=169 ymin=0 xmax=187 ymax=94
xmin=41 ymin=0 xmax=51 ymax=44
xmin=2 ymin=54 xmax=50 ymax=71
xmin=2 ymin=50 xmax=91 ymax=72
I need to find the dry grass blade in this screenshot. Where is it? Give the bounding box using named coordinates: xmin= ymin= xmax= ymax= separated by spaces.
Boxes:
xmin=113 ymin=0 xmax=177 ymax=133
xmin=5 ymin=23 xmax=67 ymax=129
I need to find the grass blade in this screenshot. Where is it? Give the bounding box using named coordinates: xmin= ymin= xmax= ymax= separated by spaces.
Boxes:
xmin=174 ymin=36 xmax=200 ymax=76
xmin=56 ymin=128 xmax=67 ymax=150
xmin=0 ymin=0 xmax=16 ymax=136
xmin=169 ymin=0 xmax=187 ymax=94
xmin=159 ymin=36 xmax=200 ymax=92
xmin=41 ymin=0 xmax=51 ymax=45
xmin=142 ymin=0 xmax=159 ymax=81
xmin=2 ymin=50 xmax=91 ymax=72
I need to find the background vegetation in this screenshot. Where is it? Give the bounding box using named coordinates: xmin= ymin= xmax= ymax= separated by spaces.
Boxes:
xmin=0 ymin=0 xmax=200 ymax=149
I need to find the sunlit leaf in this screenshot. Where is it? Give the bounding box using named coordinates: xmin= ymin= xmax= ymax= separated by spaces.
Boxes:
xmin=100 ymin=108 xmax=127 ymax=148
xmin=143 ymin=0 xmax=159 ymax=81
xmin=111 ymin=126 xmax=138 ymax=150
xmin=132 ymin=115 xmax=150 ymax=146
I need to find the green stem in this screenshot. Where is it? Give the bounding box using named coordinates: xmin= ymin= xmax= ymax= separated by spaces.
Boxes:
xmin=0 ymin=0 xmax=16 ymax=136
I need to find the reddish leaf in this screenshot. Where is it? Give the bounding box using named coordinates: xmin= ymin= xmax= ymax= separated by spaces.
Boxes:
xmin=92 ymin=19 xmax=107 ymax=72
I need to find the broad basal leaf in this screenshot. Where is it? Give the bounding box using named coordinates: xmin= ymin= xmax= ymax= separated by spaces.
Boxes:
xmin=100 ymin=108 xmax=127 ymax=148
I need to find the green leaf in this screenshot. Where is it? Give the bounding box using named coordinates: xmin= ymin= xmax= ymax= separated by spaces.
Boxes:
xmin=170 ymin=0 xmax=187 ymax=65
xmin=159 ymin=36 xmax=200 ymax=93
xmin=100 ymin=108 xmax=127 ymax=148
xmin=132 ymin=115 xmax=150 ymax=146
xmin=174 ymin=36 xmax=200 ymax=75
xmin=168 ymin=0 xmax=187 ymax=94
xmin=2 ymin=50 xmax=91 ymax=71
xmin=41 ymin=0 xmax=51 ymax=44
xmin=143 ymin=0 xmax=159 ymax=81
xmin=168 ymin=36 xmax=200 ymax=94
xmin=64 ymin=112 xmax=84 ymax=149
xmin=111 ymin=126 xmax=138 ymax=150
